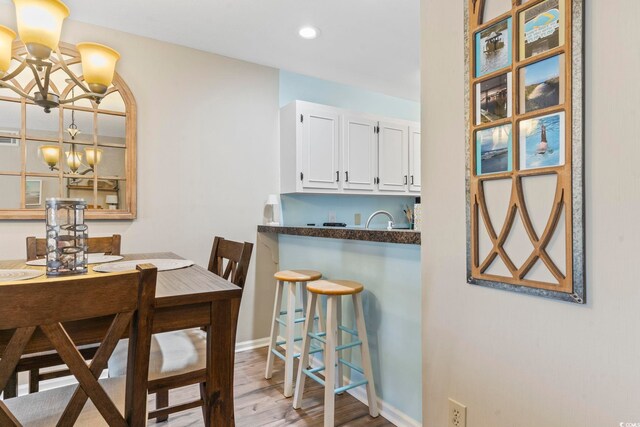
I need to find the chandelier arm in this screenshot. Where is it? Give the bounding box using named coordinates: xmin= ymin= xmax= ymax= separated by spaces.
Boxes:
xmin=54 ymin=48 xmax=92 ymax=94
xmin=0 ymin=80 xmax=35 ymax=101
xmin=1 ymin=60 xmax=28 ymax=82
xmin=25 ymin=60 xmax=49 ymax=97
xmin=59 ymin=92 xmax=100 ymax=105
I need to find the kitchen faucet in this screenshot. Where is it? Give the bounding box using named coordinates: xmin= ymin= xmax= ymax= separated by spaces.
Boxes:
xmin=365 ymin=210 xmax=395 ymax=230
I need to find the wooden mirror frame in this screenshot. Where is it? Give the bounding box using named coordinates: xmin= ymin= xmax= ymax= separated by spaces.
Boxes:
xmin=0 ymin=41 xmax=137 ymax=220
xmin=465 ymin=0 xmax=585 ymax=303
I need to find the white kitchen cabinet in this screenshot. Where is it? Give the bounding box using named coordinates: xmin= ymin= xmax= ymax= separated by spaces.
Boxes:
xmin=280 ymin=101 xmax=420 ymax=196
xmin=378 ymin=121 xmax=409 ymax=192
xmin=280 ymin=101 xmax=341 ymax=193
xmin=342 ymin=115 xmax=378 ymax=192
xmin=409 ymin=126 xmax=421 ymax=192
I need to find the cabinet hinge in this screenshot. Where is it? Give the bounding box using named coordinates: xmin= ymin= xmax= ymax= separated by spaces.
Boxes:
xmin=300 ymin=114 xmax=304 ymax=123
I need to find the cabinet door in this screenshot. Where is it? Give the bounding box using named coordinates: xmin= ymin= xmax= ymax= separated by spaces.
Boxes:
xmin=409 ymin=126 xmax=421 ymax=192
xmin=300 ymin=108 xmax=340 ymax=190
xmin=378 ymin=121 xmax=408 ymax=192
xmin=342 ymin=115 xmax=378 ymax=191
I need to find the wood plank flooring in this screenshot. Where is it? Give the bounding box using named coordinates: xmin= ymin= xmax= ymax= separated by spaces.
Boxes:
xmin=150 ymin=347 xmax=393 ymax=426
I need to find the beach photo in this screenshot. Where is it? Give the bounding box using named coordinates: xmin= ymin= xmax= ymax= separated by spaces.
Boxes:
xmin=25 ymin=179 xmax=42 ymax=206
xmin=520 ymin=0 xmax=565 ymax=60
xmin=475 ymin=18 xmax=512 ymax=78
xmin=519 ymin=112 xmax=565 ymax=170
xmin=476 ymin=124 xmax=512 ymax=175
xmin=520 ymin=54 xmax=564 ymax=113
xmin=476 ymin=73 xmax=512 ymax=125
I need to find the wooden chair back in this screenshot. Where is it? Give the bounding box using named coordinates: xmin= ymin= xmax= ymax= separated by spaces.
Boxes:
xmin=26 ymin=234 xmax=122 ymax=261
xmin=0 ymin=265 xmax=157 ymax=426
xmin=207 ymin=236 xmax=253 ymax=289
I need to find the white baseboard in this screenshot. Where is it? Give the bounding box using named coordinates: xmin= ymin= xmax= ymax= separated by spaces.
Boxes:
xmin=346 ymin=385 xmax=422 ymax=427
xmin=235 ymin=337 xmax=270 ymax=353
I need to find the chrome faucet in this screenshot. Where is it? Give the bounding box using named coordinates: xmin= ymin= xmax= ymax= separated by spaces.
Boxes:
xmin=365 ymin=210 xmax=395 ymax=230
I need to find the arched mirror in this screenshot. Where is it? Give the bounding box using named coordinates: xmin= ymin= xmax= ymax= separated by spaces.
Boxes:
xmin=0 ymin=42 xmax=136 ymax=219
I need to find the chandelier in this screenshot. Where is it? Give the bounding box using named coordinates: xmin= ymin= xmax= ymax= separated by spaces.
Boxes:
xmin=0 ymin=0 xmax=120 ymax=113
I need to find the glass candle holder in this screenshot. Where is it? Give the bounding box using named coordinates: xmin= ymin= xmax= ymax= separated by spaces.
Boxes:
xmin=45 ymin=198 xmax=88 ymax=276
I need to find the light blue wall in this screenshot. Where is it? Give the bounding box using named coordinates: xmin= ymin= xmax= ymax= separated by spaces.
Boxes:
xmin=276 ymin=71 xmax=422 ymax=422
xmin=279 ymin=235 xmax=422 ymax=422
xmin=281 ymin=194 xmax=417 ymax=229
xmin=279 ymin=70 xmax=420 ymax=122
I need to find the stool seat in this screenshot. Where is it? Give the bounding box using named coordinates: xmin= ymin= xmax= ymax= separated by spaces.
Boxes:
xmin=307 ymin=279 xmax=364 ymax=295
xmin=274 ymin=269 xmax=322 ymax=282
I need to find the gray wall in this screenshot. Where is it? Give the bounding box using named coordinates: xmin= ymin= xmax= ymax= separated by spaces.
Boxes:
xmin=421 ymin=0 xmax=640 ymax=426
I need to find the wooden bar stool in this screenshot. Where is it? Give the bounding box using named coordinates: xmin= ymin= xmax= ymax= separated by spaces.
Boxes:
xmin=265 ymin=269 xmax=325 ymax=397
xmin=293 ymin=279 xmax=379 ymax=427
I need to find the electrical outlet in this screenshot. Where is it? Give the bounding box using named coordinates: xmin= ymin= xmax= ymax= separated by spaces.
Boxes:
xmin=328 ymin=211 xmax=337 ymax=222
xmin=448 ymin=399 xmax=467 ymax=427
xmin=354 ymin=213 xmax=361 ymax=226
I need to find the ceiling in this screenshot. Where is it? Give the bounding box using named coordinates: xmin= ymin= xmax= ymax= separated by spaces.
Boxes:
xmin=1 ymin=0 xmax=420 ymax=101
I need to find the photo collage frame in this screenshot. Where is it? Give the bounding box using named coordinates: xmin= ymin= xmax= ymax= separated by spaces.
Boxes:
xmin=465 ymin=0 xmax=585 ymax=303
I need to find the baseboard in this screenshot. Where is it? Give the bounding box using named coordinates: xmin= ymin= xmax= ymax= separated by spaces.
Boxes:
xmin=346 ymin=385 xmax=422 ymax=427
xmin=235 ymin=337 xmax=270 ymax=353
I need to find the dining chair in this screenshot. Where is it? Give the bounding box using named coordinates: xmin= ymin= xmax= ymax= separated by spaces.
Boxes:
xmin=108 ymin=236 xmax=254 ymax=422
xmin=1 ymin=234 xmax=124 ymax=399
xmin=0 ymin=264 xmax=157 ymax=426
xmin=26 ymin=234 xmax=122 ymax=261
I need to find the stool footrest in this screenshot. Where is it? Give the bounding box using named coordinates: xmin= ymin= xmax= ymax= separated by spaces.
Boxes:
xmin=276 ymin=317 xmax=308 ymax=326
xmin=336 ymin=340 xmax=362 ymax=352
xmin=271 ymin=348 xmax=303 ymax=360
xmin=338 ymin=325 xmax=358 ymax=337
xmin=334 ymin=379 xmax=368 ymax=395
xmin=308 ymin=332 xmax=326 ymax=344
xmin=302 ymin=368 xmax=326 ymax=387
xmin=338 ymin=358 xmax=364 ymax=374
xmin=279 ymin=308 xmax=304 ymax=316
xmin=275 ymin=337 xmax=303 ymax=347
xmin=309 ymin=346 xmax=324 ymax=355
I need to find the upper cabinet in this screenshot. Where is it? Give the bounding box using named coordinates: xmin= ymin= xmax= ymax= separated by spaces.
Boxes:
xmin=409 ymin=126 xmax=422 ymax=192
xmin=280 ymin=101 xmax=420 ymax=195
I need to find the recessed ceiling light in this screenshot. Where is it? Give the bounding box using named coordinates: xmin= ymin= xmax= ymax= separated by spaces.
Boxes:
xmin=298 ymin=26 xmax=319 ymax=40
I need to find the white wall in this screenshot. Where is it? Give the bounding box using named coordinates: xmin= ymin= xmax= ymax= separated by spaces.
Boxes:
xmin=0 ymin=5 xmax=280 ymax=343
xmin=421 ymin=1 xmax=640 ymax=426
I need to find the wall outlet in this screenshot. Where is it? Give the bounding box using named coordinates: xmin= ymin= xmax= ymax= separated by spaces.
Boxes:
xmin=448 ymin=399 xmax=467 ymax=427
xmin=354 ymin=213 xmax=361 ymax=226
xmin=328 ymin=211 xmax=337 ymax=222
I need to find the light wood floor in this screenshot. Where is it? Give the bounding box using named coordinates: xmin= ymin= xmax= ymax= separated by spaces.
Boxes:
xmin=149 ymin=347 xmax=393 ymax=426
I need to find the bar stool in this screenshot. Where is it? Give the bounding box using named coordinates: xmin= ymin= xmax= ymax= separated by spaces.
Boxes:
xmin=293 ymin=279 xmax=379 ymax=427
xmin=265 ymin=269 xmax=325 ymax=397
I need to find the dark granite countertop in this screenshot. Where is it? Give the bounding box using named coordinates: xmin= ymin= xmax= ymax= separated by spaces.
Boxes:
xmin=257 ymin=225 xmax=420 ymax=245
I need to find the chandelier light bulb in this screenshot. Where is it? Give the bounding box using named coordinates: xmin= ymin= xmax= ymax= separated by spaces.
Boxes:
xmin=13 ymin=0 xmax=70 ymax=60
xmin=77 ymin=42 xmax=120 ymax=94
xmin=0 ymin=26 xmax=16 ymax=76
xmin=298 ymin=26 xmax=319 ymax=40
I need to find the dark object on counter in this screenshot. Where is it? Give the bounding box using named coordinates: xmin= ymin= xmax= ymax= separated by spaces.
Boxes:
xmin=307 ymin=223 xmax=316 ymax=226
xmin=323 ymin=222 xmax=347 ymax=227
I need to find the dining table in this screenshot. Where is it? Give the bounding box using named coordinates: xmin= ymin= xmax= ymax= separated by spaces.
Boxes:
xmin=0 ymin=252 xmax=243 ymax=427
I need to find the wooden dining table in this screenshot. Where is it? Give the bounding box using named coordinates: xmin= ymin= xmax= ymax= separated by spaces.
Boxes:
xmin=0 ymin=252 xmax=242 ymax=427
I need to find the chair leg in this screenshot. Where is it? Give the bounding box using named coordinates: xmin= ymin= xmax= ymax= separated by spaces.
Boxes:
xmin=265 ymin=280 xmax=284 ymax=379
xmin=29 ymin=369 xmax=39 ymax=394
xmin=284 ymin=281 xmax=297 ymax=397
xmin=353 ymin=293 xmax=379 ymax=418
xmin=155 ymin=390 xmax=169 ymax=422
xmin=293 ymin=292 xmax=317 ymax=409
xmin=336 ymin=297 xmax=343 ymax=391
xmin=3 ymin=371 xmax=18 ymax=399
xmin=324 ymin=295 xmax=338 ymax=427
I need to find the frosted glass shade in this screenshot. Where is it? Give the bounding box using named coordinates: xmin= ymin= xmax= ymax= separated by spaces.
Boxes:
xmin=0 ymin=26 xmax=16 ymax=77
xmin=40 ymin=145 xmax=60 ymax=168
xmin=84 ymin=147 xmax=102 ymax=167
xmin=77 ymin=42 xmax=120 ymax=94
xmin=13 ymin=0 xmax=69 ymax=60
xmin=65 ymin=150 xmax=82 ymax=172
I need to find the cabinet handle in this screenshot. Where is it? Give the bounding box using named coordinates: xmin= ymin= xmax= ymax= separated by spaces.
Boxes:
xmin=404 ymin=175 xmax=408 ymax=185
xmin=336 ymin=171 xmax=339 ymax=182
xmin=345 ymin=171 xmax=349 ymax=182
xmin=411 ymin=175 xmax=414 ymax=185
